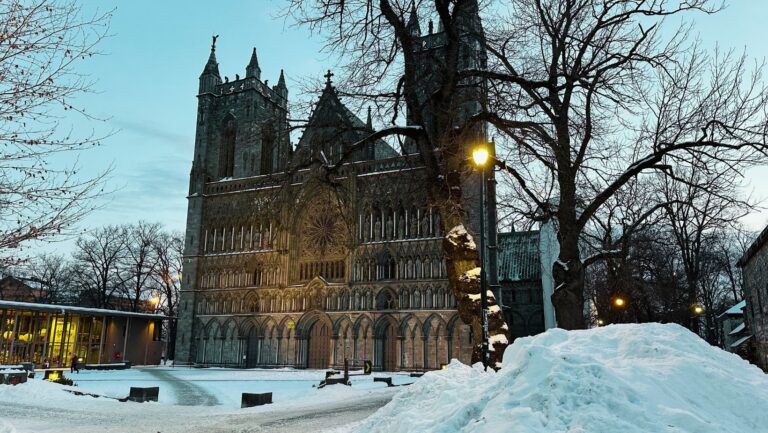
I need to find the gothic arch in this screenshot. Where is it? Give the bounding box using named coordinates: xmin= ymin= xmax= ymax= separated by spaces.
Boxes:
xmin=375 ymin=287 xmax=398 ymax=310
xmin=352 ymin=314 xmax=373 ymax=339
xmin=422 ymin=314 xmax=447 ymax=339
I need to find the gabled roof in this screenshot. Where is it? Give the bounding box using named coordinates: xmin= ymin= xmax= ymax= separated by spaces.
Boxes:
xmin=737 ymin=224 xmax=768 ymax=267
xmin=497 ymin=231 xmax=540 ymax=282
xmin=718 ymin=300 xmax=746 ymax=319
xmin=297 ymin=83 xmax=397 ymax=160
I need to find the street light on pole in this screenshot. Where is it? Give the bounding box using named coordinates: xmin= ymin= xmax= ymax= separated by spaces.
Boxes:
xmin=471 ymin=144 xmax=490 ymax=371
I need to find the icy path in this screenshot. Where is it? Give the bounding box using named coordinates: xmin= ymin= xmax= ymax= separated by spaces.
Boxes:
xmin=143 ymin=368 xmax=220 ymax=406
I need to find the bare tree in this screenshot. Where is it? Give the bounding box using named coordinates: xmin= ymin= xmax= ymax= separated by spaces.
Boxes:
xmin=152 ymin=231 xmax=183 ymax=358
xmin=479 ymin=0 xmax=768 ymax=328
xmin=20 ymin=253 xmax=75 ymax=304
xmin=71 ymin=225 xmax=125 ymax=309
xmin=118 ymin=221 xmax=161 ymax=312
xmin=660 ymin=165 xmax=750 ymax=339
xmin=0 ymin=1 xmax=113 ymax=263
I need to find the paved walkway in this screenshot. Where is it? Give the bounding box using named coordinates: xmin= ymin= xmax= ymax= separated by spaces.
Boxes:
xmin=142 ymin=368 xmax=220 ymax=406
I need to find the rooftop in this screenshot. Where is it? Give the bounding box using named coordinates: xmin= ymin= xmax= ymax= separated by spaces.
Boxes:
xmin=0 ymin=300 xmax=169 ymax=320
xmin=497 ymin=231 xmax=540 ymax=282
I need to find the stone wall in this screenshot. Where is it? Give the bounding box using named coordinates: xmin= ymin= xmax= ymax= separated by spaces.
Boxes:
xmin=742 ymin=243 xmax=768 ymax=370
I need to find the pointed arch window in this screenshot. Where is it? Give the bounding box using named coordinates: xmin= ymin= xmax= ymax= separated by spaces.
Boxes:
xmin=261 ymin=122 xmax=275 ymax=174
xmin=219 ymin=115 xmax=237 ymax=178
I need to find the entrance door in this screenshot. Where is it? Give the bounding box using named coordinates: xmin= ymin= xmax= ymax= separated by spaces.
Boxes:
xmin=383 ymin=324 xmax=398 ymax=371
xmin=246 ymin=329 xmax=260 ymax=368
xmin=306 ymin=322 xmax=330 ymax=369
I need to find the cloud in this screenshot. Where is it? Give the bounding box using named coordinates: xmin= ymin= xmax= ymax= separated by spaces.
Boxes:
xmin=111 ymin=118 xmax=193 ymax=149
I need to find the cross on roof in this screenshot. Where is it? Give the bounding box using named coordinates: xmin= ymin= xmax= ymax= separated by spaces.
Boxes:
xmin=324 ymin=70 xmax=334 ymax=86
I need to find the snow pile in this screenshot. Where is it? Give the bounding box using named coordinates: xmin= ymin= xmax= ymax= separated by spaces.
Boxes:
xmin=353 ymin=323 xmax=768 ymax=433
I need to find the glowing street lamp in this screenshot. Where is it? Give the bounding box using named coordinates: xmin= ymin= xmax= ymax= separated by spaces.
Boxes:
xmin=613 ymin=297 xmax=626 ymax=308
xmin=471 ymin=144 xmax=491 ymax=371
xmin=472 ymin=146 xmax=490 ymax=166
xmin=692 ymin=304 xmax=705 ymax=315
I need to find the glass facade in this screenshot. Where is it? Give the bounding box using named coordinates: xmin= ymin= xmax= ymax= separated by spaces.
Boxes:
xmin=0 ymin=308 xmax=107 ymax=366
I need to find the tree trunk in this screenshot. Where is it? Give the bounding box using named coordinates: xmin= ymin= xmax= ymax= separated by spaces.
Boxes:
xmin=551 ymin=256 xmax=586 ymax=330
xmin=441 ymin=207 xmax=508 ymax=369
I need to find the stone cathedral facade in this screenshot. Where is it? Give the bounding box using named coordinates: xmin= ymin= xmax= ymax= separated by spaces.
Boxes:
xmin=175 ymin=5 xmax=503 ymax=370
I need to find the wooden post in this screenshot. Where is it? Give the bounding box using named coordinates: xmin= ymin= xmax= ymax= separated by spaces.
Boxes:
xmin=98 ymin=316 xmax=106 ymax=364
xmin=123 ymin=316 xmax=131 ymax=362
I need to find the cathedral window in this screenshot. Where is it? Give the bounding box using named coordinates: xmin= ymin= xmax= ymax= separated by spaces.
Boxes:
xmin=219 ymin=115 xmax=237 ymax=178
xmin=260 ymin=122 xmax=275 ymax=175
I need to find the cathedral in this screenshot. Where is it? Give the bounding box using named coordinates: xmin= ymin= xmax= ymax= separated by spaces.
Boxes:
xmin=174 ymin=5 xmax=546 ymax=371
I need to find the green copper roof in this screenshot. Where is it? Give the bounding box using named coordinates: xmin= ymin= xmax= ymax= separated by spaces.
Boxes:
xmin=497 ymin=231 xmax=540 ymax=282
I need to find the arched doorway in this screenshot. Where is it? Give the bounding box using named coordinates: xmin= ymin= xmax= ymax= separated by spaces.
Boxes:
xmin=374 ymin=316 xmax=399 ymax=371
xmin=306 ymin=321 xmax=331 ymax=369
xmin=245 ymin=325 xmax=261 ymax=368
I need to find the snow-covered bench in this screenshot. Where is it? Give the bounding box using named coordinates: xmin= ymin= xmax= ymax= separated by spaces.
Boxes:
xmin=0 ymin=365 xmax=28 ymax=385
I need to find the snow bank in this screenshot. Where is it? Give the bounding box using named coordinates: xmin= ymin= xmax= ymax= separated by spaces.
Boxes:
xmin=353 ymin=323 xmax=768 ymax=433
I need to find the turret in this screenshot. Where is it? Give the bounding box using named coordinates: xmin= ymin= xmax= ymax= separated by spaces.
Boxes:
xmin=199 ymin=35 xmax=221 ymax=94
xmin=245 ymin=47 xmax=261 ymax=79
xmin=365 ymin=106 xmax=373 ymax=131
xmin=273 ymin=69 xmax=288 ymax=100
xmin=406 ymin=4 xmax=421 ymax=37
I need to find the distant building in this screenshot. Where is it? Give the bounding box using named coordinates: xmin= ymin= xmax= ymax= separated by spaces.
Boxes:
xmin=0 ymin=300 xmax=167 ymax=367
xmin=0 ymin=276 xmax=45 ymax=303
xmin=498 ymin=232 xmax=545 ymax=340
xmin=737 ymin=225 xmax=768 ymax=371
xmin=496 ymin=221 xmax=558 ymax=342
xmin=718 ymin=300 xmax=750 ymax=355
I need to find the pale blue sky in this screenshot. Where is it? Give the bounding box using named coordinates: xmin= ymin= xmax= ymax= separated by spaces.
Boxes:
xmin=44 ymin=0 xmax=768 ymax=253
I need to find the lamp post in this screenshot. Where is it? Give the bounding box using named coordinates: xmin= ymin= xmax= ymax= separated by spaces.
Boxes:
xmin=471 ymin=145 xmax=490 ymax=371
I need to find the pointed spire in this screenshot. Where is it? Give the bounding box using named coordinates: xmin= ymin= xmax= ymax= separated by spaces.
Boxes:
xmin=199 ymin=35 xmax=221 ymax=94
xmin=200 ymin=34 xmax=221 ymax=78
xmin=246 ymin=47 xmax=261 ymax=79
xmin=406 ymin=3 xmax=421 ymax=37
xmin=275 ymin=69 xmax=288 ymax=100
xmin=366 ymin=106 xmax=373 ymax=130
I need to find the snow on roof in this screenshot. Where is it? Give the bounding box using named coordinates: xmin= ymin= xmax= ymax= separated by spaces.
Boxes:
xmin=0 ymin=300 xmax=169 ymax=320
xmin=731 ymin=334 xmax=753 ymax=348
xmin=718 ymin=300 xmax=746 ymax=318
xmin=729 ymin=322 xmax=746 ymax=336
xmin=354 ymin=323 xmax=768 ymax=433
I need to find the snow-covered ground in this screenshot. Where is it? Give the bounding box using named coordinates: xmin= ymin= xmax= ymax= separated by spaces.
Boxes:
xmin=348 ymin=323 xmax=768 ymax=433
xmin=3 ymin=323 xmax=766 ymax=433
xmin=0 ymin=367 xmax=413 ymax=433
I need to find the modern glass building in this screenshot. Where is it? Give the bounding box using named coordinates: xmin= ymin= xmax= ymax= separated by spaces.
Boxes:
xmin=0 ymin=300 xmax=168 ymax=366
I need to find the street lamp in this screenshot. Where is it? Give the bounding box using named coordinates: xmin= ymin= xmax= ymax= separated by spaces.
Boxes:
xmin=471 ymin=144 xmax=491 ymax=371
xmin=613 ymin=297 xmax=626 ymax=308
